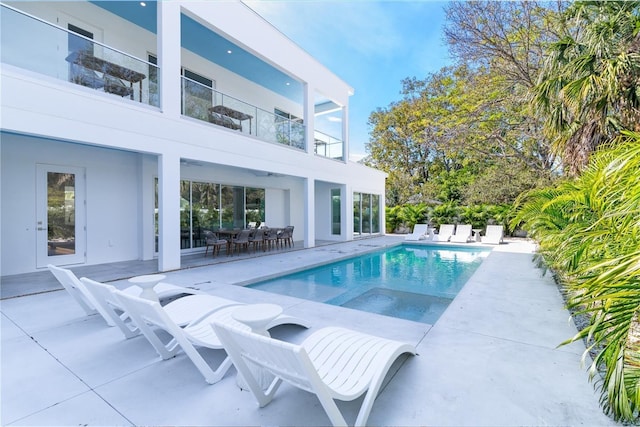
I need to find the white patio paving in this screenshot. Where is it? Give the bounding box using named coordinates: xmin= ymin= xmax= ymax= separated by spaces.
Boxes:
xmin=1 ymin=236 xmax=618 ymax=426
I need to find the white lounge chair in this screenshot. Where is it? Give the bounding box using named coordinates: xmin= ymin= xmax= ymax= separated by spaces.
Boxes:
xmin=47 ymin=264 xmax=100 ymax=317
xmin=114 ymin=292 xmax=311 ymax=384
xmin=404 ymin=224 xmax=429 ymax=241
xmin=433 ymin=224 xmax=455 ymax=242
xmin=213 ymin=323 xmax=416 ymax=427
xmin=48 ymin=264 xmax=202 ymax=323
xmin=450 ymin=224 xmax=472 ymax=243
xmin=482 ymin=225 xmax=504 ymax=244
xmin=80 ymin=277 xmax=238 ymax=338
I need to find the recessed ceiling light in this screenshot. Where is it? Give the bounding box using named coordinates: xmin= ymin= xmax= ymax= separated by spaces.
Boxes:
xmin=140 ymin=2 xmax=146 ymax=6
xmin=227 ymin=50 xmax=232 ymax=54
xmin=285 ymin=82 xmax=290 ymax=86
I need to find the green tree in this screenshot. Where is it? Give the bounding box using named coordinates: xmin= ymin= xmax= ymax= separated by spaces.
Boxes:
xmin=534 ymin=1 xmax=640 ymax=175
xmin=443 ymin=0 xmax=560 ymax=174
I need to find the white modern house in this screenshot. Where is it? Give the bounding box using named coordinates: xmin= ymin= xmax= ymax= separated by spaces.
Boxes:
xmin=0 ymin=0 xmax=386 ymax=277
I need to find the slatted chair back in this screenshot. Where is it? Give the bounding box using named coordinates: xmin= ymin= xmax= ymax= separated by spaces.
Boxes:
xmin=80 ymin=277 xmax=140 ymax=338
xmin=213 ymin=323 xmax=416 ymax=427
xmin=48 ymin=264 xmax=98 ymax=316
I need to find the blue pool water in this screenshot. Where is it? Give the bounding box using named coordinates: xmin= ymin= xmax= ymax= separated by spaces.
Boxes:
xmin=249 ymin=244 xmax=490 ymax=324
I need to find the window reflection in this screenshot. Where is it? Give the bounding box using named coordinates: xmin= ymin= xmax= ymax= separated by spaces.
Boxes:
xmin=47 ymin=172 xmax=76 ymax=256
xmin=155 ymin=179 xmax=265 ymax=252
xmin=353 ymin=192 xmax=380 ymax=236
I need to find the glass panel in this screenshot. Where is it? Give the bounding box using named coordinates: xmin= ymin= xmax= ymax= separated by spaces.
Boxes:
xmin=148 ymin=54 xmax=159 ymax=107
xmin=362 ymin=193 xmax=371 ymax=234
xmin=353 ymin=192 xmax=361 ymax=236
xmin=245 ymin=188 xmax=265 ymax=227
xmin=1 ymin=4 xmax=157 ymax=105
xmin=221 ymin=185 xmax=245 ymax=229
xmin=181 ymin=76 xmax=306 ymax=149
xmin=314 ymin=130 xmax=343 ymax=160
xmin=180 ymin=181 xmax=192 ymax=249
xmin=182 ymin=71 xmax=213 ymax=121
xmin=314 ymin=96 xmax=343 ymax=160
xmin=371 ymin=194 xmax=380 ymax=233
xmin=191 ymin=182 xmax=219 ymax=248
xmin=47 ymin=172 xmax=76 ymax=256
xmin=154 ymin=177 xmax=158 ymax=253
xmin=331 ymin=189 xmax=341 ymax=235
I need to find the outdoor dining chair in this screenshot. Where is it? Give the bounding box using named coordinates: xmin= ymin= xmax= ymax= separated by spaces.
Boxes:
xmin=249 ymin=228 xmax=266 ymax=252
xmin=277 ymin=226 xmax=294 ymax=248
xmin=229 ymin=229 xmax=252 ymax=255
xmin=204 ymin=230 xmax=227 ymax=257
xmin=263 ymin=228 xmax=278 ymax=250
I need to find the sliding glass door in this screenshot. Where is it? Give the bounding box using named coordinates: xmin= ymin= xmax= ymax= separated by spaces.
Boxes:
xmin=353 ymin=192 xmax=381 ymax=236
xmin=156 ymin=179 xmax=265 ymax=252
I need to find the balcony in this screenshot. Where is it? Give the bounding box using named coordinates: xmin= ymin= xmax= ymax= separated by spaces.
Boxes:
xmin=1 ymin=4 xmax=156 ymax=105
xmin=182 ymin=76 xmax=306 ymax=150
xmin=314 ymin=130 xmax=344 ymax=161
xmin=1 ymin=2 xmax=344 ymax=159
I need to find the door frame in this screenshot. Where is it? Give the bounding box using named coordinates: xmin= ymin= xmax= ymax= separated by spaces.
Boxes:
xmin=36 ymin=164 xmax=87 ymax=268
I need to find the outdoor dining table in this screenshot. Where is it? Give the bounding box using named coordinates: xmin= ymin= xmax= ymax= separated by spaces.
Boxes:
xmin=216 ymin=229 xmax=241 ymax=239
xmin=215 ymin=228 xmax=285 ymax=252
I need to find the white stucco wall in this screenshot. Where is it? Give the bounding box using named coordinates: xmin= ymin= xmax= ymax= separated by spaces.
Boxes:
xmin=1 ymin=134 xmax=141 ymax=275
xmin=0 ymin=0 xmax=387 ymax=275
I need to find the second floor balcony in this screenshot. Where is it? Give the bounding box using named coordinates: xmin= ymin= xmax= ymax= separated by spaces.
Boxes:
xmin=1 ymin=1 xmax=345 ymax=160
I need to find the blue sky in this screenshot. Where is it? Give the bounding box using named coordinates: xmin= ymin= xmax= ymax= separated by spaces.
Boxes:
xmin=245 ymin=0 xmax=452 ymax=161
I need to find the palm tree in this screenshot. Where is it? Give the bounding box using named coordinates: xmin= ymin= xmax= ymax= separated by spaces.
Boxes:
xmin=512 ymin=134 xmax=640 ymax=422
xmin=534 ymin=1 xmax=640 ymax=176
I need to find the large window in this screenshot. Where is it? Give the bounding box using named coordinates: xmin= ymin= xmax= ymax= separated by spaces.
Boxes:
xmin=353 ymin=192 xmax=381 ymax=236
xmin=371 ymin=194 xmax=380 ymax=233
xmin=155 ymin=179 xmax=265 ymax=252
xmin=353 ymin=193 xmax=361 ymax=236
xmin=246 ymin=187 xmax=266 ymax=227
xmin=220 ymin=185 xmax=245 ymax=229
xmin=331 ymin=189 xmax=341 ymax=235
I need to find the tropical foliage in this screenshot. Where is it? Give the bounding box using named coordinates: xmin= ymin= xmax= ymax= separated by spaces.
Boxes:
xmin=367 ymin=1 xmax=640 ymax=421
xmin=511 ymin=136 xmax=640 ymax=422
xmin=386 ymin=202 xmax=511 ymax=234
xmin=534 ymin=1 xmax=640 ymax=176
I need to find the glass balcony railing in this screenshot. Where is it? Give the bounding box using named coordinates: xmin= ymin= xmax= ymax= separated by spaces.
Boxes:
xmin=314 ymin=130 xmax=344 ymax=160
xmin=182 ymin=76 xmax=306 ymax=150
xmin=2 ymin=4 xmax=345 ymax=158
xmin=1 ymin=4 xmax=158 ymax=105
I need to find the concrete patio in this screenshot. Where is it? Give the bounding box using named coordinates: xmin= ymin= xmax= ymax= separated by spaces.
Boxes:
xmin=1 ymin=236 xmax=618 ymax=426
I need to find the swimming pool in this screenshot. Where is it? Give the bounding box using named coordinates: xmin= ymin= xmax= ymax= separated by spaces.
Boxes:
xmin=249 ymin=244 xmax=491 ymax=324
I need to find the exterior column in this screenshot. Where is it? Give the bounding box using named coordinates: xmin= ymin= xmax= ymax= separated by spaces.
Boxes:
xmin=344 ymin=185 xmax=354 ymax=240
xmin=304 ymin=177 xmax=315 ymax=248
xmin=158 ymin=1 xmax=181 ymax=117
xmin=304 ymin=83 xmax=315 ymax=155
xmin=341 ymin=104 xmax=349 ymax=163
xmin=378 ymin=192 xmax=386 ymax=234
xmin=158 ymin=153 xmax=181 ymax=272
xmin=139 ymin=154 xmax=155 ymax=260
